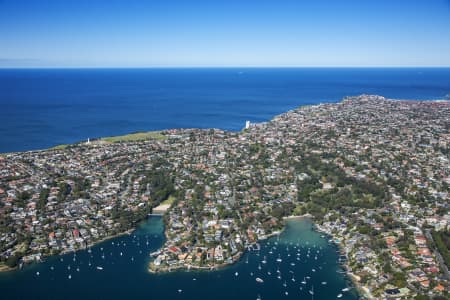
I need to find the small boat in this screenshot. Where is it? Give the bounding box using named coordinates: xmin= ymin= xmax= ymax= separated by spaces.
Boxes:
xmin=36 ymin=271 xmax=40 ymax=276
xmin=50 ymin=266 xmax=54 ymax=270
xmin=337 ymin=293 xmax=343 ymax=298
xmin=283 ymin=280 xmax=287 ymax=287
xmin=68 ymin=274 xmax=71 ymax=279
xmin=312 ymin=268 xmax=316 ymax=272
xmin=258 ymin=264 xmax=262 ymax=270
xmin=250 ymin=272 xmax=254 ymax=276
xmin=76 ymin=267 xmax=80 ymax=272
xmin=256 ymin=294 xmax=262 ymax=300
xmin=321 ymin=281 xmax=327 ymax=285
xmin=256 ymin=277 xmax=264 ymax=283
xmin=267 ymin=271 xmax=271 ymax=275
xmin=178 ymin=289 xmax=182 ymax=293
xmin=309 ymin=286 xmax=314 ymax=295
xmin=193 ymin=278 xmax=197 ymax=281
xmin=235 ymin=272 xmax=239 ymax=276
xmin=301 ymin=277 xmax=307 ymax=284
xmin=96 ymin=266 xmax=103 ymax=270
xmin=342 ymin=287 xmax=350 ymax=292
xmin=284 ymin=291 xmax=288 ymax=296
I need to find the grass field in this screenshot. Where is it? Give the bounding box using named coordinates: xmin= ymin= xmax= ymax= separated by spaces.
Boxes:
xmin=101 ymin=131 xmax=166 ymax=143
xmin=160 ymin=195 xmax=176 ymax=206
xmin=44 ymin=131 xmax=167 ymax=152
xmin=50 ymin=144 xmax=71 ymax=150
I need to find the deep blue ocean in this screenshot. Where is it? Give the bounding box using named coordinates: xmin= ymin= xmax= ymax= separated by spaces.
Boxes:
xmin=0 ymin=68 xmax=449 ymax=153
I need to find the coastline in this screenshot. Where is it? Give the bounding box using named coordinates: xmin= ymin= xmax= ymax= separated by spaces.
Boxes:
xmin=314 ymin=223 xmax=371 ymax=299
xmin=148 ymin=214 xmax=312 ymax=273
xmin=0 ymin=263 xmax=16 ymax=273
xmin=0 ymin=227 xmax=136 ymax=273
xmin=148 ymin=213 xmax=363 ymax=299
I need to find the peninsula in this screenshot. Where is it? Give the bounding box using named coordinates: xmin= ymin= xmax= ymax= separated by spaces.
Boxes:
xmin=0 ymin=95 xmax=449 ymax=299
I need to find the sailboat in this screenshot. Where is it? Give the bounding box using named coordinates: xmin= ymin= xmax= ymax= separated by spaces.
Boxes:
xmin=309 ymin=285 xmax=314 ymax=298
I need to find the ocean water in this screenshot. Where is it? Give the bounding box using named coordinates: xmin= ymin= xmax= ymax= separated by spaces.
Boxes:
xmin=0 ymin=68 xmax=449 ymax=153
xmin=0 ymin=217 xmax=358 ymax=300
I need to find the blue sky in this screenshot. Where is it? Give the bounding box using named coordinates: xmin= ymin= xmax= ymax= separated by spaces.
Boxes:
xmin=0 ymin=0 xmax=449 ymax=67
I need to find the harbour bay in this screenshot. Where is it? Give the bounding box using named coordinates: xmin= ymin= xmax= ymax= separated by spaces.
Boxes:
xmin=0 ymin=217 xmax=358 ymax=300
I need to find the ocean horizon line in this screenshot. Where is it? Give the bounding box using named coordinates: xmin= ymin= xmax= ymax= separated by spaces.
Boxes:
xmin=1 ymin=66 xmax=450 ymax=70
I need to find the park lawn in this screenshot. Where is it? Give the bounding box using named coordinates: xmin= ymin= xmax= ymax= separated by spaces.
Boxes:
xmin=102 ymin=131 xmax=166 ymax=143
xmin=160 ymin=195 xmax=176 ymax=206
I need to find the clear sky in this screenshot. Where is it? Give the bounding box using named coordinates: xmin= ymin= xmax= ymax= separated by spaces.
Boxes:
xmin=0 ymin=0 xmax=449 ymax=67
